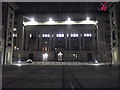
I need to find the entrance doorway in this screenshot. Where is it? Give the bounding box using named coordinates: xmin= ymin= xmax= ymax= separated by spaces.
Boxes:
xmin=73 ymin=53 xmax=78 ymax=60
xmin=42 ymin=53 xmax=48 ymax=61
xmin=57 ymin=52 xmax=63 ymax=61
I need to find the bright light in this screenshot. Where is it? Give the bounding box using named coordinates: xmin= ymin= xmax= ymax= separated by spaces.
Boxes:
xmin=89 ymin=34 xmax=92 ymax=37
xmin=42 ymin=34 xmax=50 ymax=37
xmin=17 ymin=48 xmax=19 ymax=50
xmin=95 ymin=60 xmax=98 ymax=64
xmin=70 ymin=34 xmax=78 ymax=37
xmin=65 ymin=17 xmax=74 ymax=25
xmin=67 ymin=18 xmax=71 ymax=21
xmin=67 ymin=34 xmax=69 ymax=37
xmin=29 ymin=34 xmax=32 ymax=38
xmin=46 ymin=18 xmax=55 ymax=25
xmin=43 ymin=53 xmax=48 ymax=61
xmin=13 ymin=34 xmax=17 ymax=37
xmin=49 ymin=18 xmax=52 ymax=21
xmin=30 ymin=17 xmax=35 ymax=22
xmin=84 ymin=34 xmax=92 ymax=37
xmin=17 ymin=64 xmax=21 ymax=67
xmin=45 ymin=34 xmax=48 ymax=37
xmin=56 ymin=34 xmax=64 ymax=37
xmin=86 ymin=17 xmax=90 ymax=21
xmin=18 ymin=60 xmax=21 ymax=64
xmin=48 ymin=34 xmax=50 ymax=37
xmin=13 ymin=28 xmax=17 ymax=31
xmin=86 ymin=34 xmax=90 ymax=37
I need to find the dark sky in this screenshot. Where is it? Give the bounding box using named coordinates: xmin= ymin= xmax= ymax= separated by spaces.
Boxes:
xmin=15 ymin=2 xmax=102 ymax=14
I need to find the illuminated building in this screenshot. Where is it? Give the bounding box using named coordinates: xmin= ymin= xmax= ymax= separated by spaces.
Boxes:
xmin=2 ymin=2 xmax=113 ymax=64
xmin=109 ymin=2 xmax=120 ymax=64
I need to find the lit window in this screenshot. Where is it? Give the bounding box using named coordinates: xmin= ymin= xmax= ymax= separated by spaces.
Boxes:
xmin=48 ymin=34 xmax=50 ymax=37
xmin=71 ymin=34 xmax=78 ymax=37
xmin=52 ymin=34 xmax=53 ymax=37
xmin=71 ymin=34 xmax=73 ymax=37
xmin=76 ymin=34 xmax=78 ymax=37
xmin=42 ymin=34 xmax=45 ymax=37
xmin=56 ymin=34 xmax=64 ymax=37
xmin=42 ymin=34 xmax=50 ymax=37
xmin=29 ymin=34 xmax=32 ymax=38
xmin=59 ymin=34 xmax=62 ymax=37
xmin=61 ymin=34 xmax=64 ymax=37
xmin=13 ymin=34 xmax=17 ymax=37
xmin=89 ymin=34 xmax=92 ymax=37
xmin=39 ymin=35 xmax=40 ymax=37
xmin=13 ymin=28 xmax=17 ymax=31
xmin=84 ymin=34 xmax=87 ymax=37
xmin=67 ymin=34 xmax=69 ymax=37
xmin=86 ymin=34 xmax=89 ymax=37
xmin=45 ymin=34 xmax=48 ymax=37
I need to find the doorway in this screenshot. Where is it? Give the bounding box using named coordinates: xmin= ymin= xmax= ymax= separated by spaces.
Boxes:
xmin=73 ymin=53 xmax=78 ymax=60
xmin=42 ymin=53 xmax=48 ymax=61
xmin=57 ymin=52 xmax=63 ymax=61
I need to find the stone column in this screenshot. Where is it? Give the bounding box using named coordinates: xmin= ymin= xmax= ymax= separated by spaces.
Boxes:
xmin=49 ymin=33 xmax=52 ymax=51
xmin=69 ymin=34 xmax=71 ymax=50
xmin=25 ymin=32 xmax=29 ymax=51
xmin=82 ymin=30 xmax=85 ymax=51
xmin=79 ymin=32 xmax=81 ymax=50
xmin=53 ymin=32 xmax=55 ymax=51
xmin=36 ymin=32 xmax=38 ymax=51
xmin=65 ymin=31 xmax=67 ymax=50
xmin=39 ymin=33 xmax=42 ymax=51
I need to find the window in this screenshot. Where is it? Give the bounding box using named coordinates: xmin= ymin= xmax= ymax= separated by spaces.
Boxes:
xmin=56 ymin=34 xmax=64 ymax=37
xmin=42 ymin=34 xmax=50 ymax=37
xmin=70 ymin=34 xmax=78 ymax=37
xmin=42 ymin=47 xmax=49 ymax=51
xmin=10 ymin=13 xmax=13 ymax=19
xmin=29 ymin=34 xmax=32 ymax=38
xmin=84 ymin=33 xmax=92 ymax=37
xmin=112 ymin=31 xmax=116 ymax=40
xmin=13 ymin=34 xmax=17 ymax=37
xmin=111 ymin=12 xmax=114 ymax=17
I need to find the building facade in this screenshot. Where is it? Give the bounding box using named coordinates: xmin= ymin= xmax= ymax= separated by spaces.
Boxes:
xmin=2 ymin=2 xmax=18 ymax=64
xmin=2 ymin=2 xmax=113 ymax=64
xmin=12 ymin=12 xmax=111 ymax=63
xmin=109 ymin=2 xmax=120 ymax=64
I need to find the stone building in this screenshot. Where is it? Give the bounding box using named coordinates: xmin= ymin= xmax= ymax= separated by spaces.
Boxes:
xmin=2 ymin=2 xmax=113 ymax=64
xmin=109 ymin=2 xmax=120 ymax=64
xmin=2 ymin=2 xmax=18 ymax=64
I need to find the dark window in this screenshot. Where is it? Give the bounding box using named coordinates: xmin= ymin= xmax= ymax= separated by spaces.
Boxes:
xmin=9 ymin=22 xmax=12 ymax=27
xmin=10 ymin=13 xmax=13 ymax=19
xmin=112 ymin=31 xmax=116 ymax=40
xmin=113 ymin=42 xmax=116 ymax=46
xmin=111 ymin=12 xmax=114 ymax=17
xmin=8 ymin=43 xmax=11 ymax=47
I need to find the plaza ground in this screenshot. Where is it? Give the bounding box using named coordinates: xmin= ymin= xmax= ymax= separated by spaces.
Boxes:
xmin=2 ymin=62 xmax=119 ymax=89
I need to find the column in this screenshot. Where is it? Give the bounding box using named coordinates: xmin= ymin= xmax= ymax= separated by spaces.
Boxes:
xmin=65 ymin=31 xmax=67 ymax=50
xmin=25 ymin=32 xmax=29 ymax=51
xmin=49 ymin=33 xmax=52 ymax=51
xmin=82 ymin=30 xmax=85 ymax=51
xmin=53 ymin=32 xmax=55 ymax=50
xmin=39 ymin=32 xmax=42 ymax=51
xmin=79 ymin=32 xmax=81 ymax=50
xmin=36 ymin=32 xmax=39 ymax=51
xmin=69 ymin=33 xmax=71 ymax=50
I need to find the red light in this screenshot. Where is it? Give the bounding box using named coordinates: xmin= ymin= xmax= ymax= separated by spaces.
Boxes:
xmin=99 ymin=2 xmax=108 ymax=11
